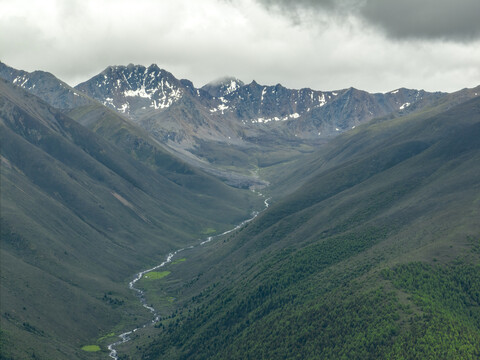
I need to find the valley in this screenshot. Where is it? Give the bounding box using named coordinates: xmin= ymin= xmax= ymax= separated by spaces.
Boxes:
xmin=114 ymin=95 xmax=480 ymax=360
xmin=106 ymin=194 xmax=269 ymax=359
xmin=1 ymin=62 xmax=479 ymax=359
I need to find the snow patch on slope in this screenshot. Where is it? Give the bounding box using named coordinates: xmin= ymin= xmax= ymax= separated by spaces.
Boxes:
xmin=225 ymin=80 xmax=241 ymax=95
xmin=251 ymin=113 xmax=301 ymax=124
xmin=124 ymin=86 xmax=152 ymax=98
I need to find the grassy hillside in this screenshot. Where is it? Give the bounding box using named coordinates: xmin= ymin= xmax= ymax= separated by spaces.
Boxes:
xmin=67 ymin=104 xmax=249 ymax=192
xmin=68 ymin=103 xmax=319 ymax=190
xmin=265 ymin=85 xmax=480 ymax=199
xmin=0 ymin=79 xmax=259 ymax=359
xmin=122 ymin=96 xmax=480 ymax=359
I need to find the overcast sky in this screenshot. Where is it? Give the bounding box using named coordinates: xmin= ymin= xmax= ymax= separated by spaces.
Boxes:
xmin=1 ymin=0 xmax=480 ymax=93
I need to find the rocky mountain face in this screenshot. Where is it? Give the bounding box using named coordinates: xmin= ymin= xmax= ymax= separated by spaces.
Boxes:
xmin=0 ymin=61 xmax=94 ymax=110
xmin=201 ymin=76 xmax=245 ymax=98
xmin=74 ymin=64 xmax=446 ymax=147
xmin=74 ymin=64 xmax=188 ymax=117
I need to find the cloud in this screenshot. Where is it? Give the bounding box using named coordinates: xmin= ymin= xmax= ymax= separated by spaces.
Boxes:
xmin=361 ymin=0 xmax=480 ymax=41
xmin=1 ymin=0 xmax=479 ymax=93
xmin=254 ymin=0 xmax=480 ymax=41
xmin=255 ymin=0 xmax=336 ymax=12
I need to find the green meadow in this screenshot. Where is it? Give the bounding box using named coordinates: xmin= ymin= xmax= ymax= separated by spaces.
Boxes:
xmin=172 ymin=258 xmax=186 ymax=265
xmin=81 ymin=345 xmax=101 ymax=352
xmin=144 ymin=271 xmax=171 ymax=280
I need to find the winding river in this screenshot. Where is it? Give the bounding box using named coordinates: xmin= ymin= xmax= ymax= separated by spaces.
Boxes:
xmin=107 ymin=195 xmax=270 ymax=359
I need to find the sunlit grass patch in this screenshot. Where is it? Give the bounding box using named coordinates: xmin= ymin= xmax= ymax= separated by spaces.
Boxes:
xmin=97 ymin=332 xmax=115 ymax=342
xmin=172 ymin=258 xmax=186 ymax=265
xmin=81 ymin=345 xmax=101 ymax=352
xmin=144 ymin=271 xmax=171 ymax=280
xmin=201 ymin=228 xmax=216 ymax=235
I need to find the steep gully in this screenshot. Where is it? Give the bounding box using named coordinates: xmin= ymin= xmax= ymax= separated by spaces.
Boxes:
xmin=108 ymin=194 xmax=270 ymax=359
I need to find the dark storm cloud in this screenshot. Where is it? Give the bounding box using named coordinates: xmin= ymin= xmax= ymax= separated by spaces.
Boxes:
xmin=255 ymin=0 xmax=480 ymax=41
xmin=361 ymin=0 xmax=480 ymax=41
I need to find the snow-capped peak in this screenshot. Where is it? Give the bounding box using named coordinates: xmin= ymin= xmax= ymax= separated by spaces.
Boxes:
xmin=202 ymin=76 xmax=245 ymax=98
xmin=225 ymin=79 xmax=241 ymax=95
xmin=75 ymin=64 xmax=184 ymax=115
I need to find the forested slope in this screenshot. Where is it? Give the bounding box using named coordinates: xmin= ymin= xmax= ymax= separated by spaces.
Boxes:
xmin=134 ymin=96 xmax=480 ymax=359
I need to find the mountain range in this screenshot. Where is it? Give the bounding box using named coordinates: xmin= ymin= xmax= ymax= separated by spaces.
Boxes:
xmin=1 ymin=61 xmax=456 ymax=188
xmin=74 ymin=64 xmax=446 ymax=145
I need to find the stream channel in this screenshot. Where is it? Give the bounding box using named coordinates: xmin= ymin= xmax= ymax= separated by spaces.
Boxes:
xmin=107 ymin=195 xmax=270 ymax=359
